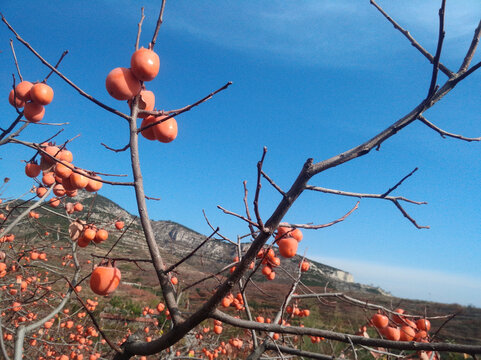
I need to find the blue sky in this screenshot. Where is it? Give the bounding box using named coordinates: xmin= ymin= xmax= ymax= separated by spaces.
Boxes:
xmin=1 ymin=1 xmax=480 ymax=307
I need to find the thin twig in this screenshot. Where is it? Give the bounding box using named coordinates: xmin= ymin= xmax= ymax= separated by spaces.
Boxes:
xmin=279 ymin=201 xmax=359 ymax=229
xmin=243 ymin=181 xmax=256 ymax=239
xmin=163 ymin=228 xmax=219 ymax=274
xmin=381 ymin=167 xmax=418 ymax=197
xmin=101 ymin=142 xmax=131 ymax=153
xmin=254 ymin=147 xmax=267 ymax=230
xmin=370 ymin=0 xmax=453 ymax=77
xmin=135 ymin=7 xmax=145 ymax=51
xmin=427 ymin=0 xmax=447 ymax=97
xmin=217 ymin=205 xmax=260 ymax=228
xmin=260 ymin=170 xmax=286 ymax=197
xmin=418 ymin=115 xmax=481 ymax=142
xmin=137 ymin=82 xmax=233 ymax=133
xmin=44 ymin=50 xmax=68 ymax=82
xmin=9 ymin=39 xmax=22 ymax=81
xmin=150 ymin=0 xmax=166 ymax=50
xmin=458 ymin=20 xmax=481 ymax=73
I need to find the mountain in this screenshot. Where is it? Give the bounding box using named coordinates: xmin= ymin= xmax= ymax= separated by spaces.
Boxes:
xmin=8 ymin=192 xmax=480 ymax=345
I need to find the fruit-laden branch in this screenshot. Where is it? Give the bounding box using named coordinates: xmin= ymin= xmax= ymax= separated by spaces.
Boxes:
xmin=0 ymin=13 xmax=131 ymax=122
xmin=212 ymin=309 xmax=481 ymax=354
xmin=292 ymin=293 xmax=456 ymax=320
xmin=8 ymin=139 xmax=134 ymax=186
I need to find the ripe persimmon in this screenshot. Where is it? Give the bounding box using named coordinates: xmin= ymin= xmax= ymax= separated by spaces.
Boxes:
xmin=70 ymin=170 xmax=89 ymax=189
xmin=41 ymin=144 xmax=60 ymax=163
xmin=42 ymin=172 xmax=56 ymax=186
xmin=48 ymin=198 xmax=60 ymax=207
xmin=90 ymin=265 xmax=121 ymax=295
xmin=416 ymin=319 xmax=431 ymax=332
xmin=25 ymin=162 xmax=41 ymax=178
xmin=300 ymin=260 xmax=310 ymax=272
xmin=277 ymin=237 xmax=298 ymax=258
xmin=152 ymin=115 xmax=178 ymax=143
xmin=140 ymin=115 xmax=157 ymax=140
xmin=24 ymin=102 xmax=45 ymax=122
xmin=276 ymin=226 xmax=303 ymax=242
xmin=392 ymin=308 xmax=405 ymax=325
xmin=15 ymin=81 xmax=33 ymax=101
xmin=130 ymin=47 xmax=160 ymax=81
xmin=9 ymin=89 xmax=25 ymax=108
xmin=381 ymin=326 xmax=400 ymax=341
xmin=73 ymin=202 xmax=83 ymax=212
xmin=30 ymin=83 xmax=54 ymax=105
xmin=56 ymin=149 xmax=73 ymax=163
xmin=105 ymin=67 xmax=141 ymax=100
xmin=53 ymin=184 xmax=66 ymax=197
xmin=55 ymin=161 xmax=73 ymax=179
xmin=371 ymin=313 xmax=389 ymax=329
xmin=85 ymin=175 xmax=103 ymax=192
xmin=400 ymin=325 xmax=416 ymax=341
xmin=94 ymin=229 xmax=108 ymax=243
xmin=115 ymin=221 xmax=124 ymax=230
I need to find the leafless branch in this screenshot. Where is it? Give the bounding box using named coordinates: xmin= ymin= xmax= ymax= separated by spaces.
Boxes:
xmin=243 ymin=181 xmax=256 ymax=239
xmin=101 ymin=142 xmax=131 ymax=153
xmin=418 ymin=114 xmax=481 ymax=141
xmin=458 ymin=20 xmax=481 ymax=73
xmin=9 ymin=39 xmax=22 ymax=81
xmin=163 ymin=228 xmax=219 ymax=274
xmin=150 ymin=0 xmax=166 ymax=50
xmin=43 ymin=50 xmax=68 ymax=82
xmin=260 ymin=170 xmax=286 ymax=197
xmin=135 ymin=7 xmax=145 ymax=51
xmin=427 ymin=0 xmax=447 ymax=97
xmin=254 ymin=147 xmax=267 ymax=230
xmin=382 ymin=167 xmax=418 ymax=197
xmin=138 ymin=82 xmax=232 ymax=133
xmin=217 ymin=205 xmax=260 ymax=228
xmin=369 ymin=0 xmax=453 ymax=77
xmin=279 ymin=201 xmax=359 ymax=229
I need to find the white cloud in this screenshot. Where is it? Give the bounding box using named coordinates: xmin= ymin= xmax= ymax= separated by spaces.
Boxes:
xmin=164 ymin=0 xmax=480 ymax=67
xmin=312 ymin=255 xmax=481 ymax=307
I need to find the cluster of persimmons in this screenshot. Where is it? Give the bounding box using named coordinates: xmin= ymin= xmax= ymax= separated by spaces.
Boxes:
xmin=105 ymin=47 xmax=178 ymax=143
xmin=9 ymin=80 xmax=54 ymax=122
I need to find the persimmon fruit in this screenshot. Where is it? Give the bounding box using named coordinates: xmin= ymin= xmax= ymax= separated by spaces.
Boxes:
xmin=130 ymin=47 xmax=160 ymax=81
xmin=115 ymin=221 xmax=124 ymax=230
xmin=15 ymin=81 xmax=33 ymax=101
xmin=371 ymin=313 xmax=389 ymax=329
xmin=105 ymin=67 xmax=141 ymax=100
xmin=90 ymin=265 xmax=121 ymax=296
xmin=400 ymin=325 xmax=416 ymax=341
xmin=25 ymin=163 xmax=41 ymax=178
xmin=24 ymin=102 xmax=45 ymax=122
xmin=152 ymin=116 xmax=178 ymax=143
xmin=9 ymin=89 xmax=25 ymax=108
xmin=30 ymin=83 xmax=54 ymax=105
xmin=277 ymin=237 xmax=298 ymax=258
xmin=416 ymin=319 xmax=431 ymax=331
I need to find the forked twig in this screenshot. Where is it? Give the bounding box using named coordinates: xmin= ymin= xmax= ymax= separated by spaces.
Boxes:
xmin=370 ymin=0 xmax=453 ymax=78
